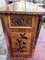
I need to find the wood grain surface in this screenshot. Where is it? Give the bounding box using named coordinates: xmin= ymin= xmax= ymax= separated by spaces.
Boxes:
xmin=2 ymin=14 xmax=39 ymax=58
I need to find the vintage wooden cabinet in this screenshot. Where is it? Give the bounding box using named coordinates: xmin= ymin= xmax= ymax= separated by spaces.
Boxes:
xmin=0 ymin=2 xmax=45 ymax=60
xmin=2 ymin=14 xmax=39 ymax=58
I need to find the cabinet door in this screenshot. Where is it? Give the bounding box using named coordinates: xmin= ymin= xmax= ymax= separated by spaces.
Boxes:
xmin=2 ymin=14 xmax=39 ymax=57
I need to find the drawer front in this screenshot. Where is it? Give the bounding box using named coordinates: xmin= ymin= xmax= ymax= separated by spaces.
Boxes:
xmin=10 ymin=32 xmax=31 ymax=57
xmin=8 ymin=14 xmax=33 ymax=28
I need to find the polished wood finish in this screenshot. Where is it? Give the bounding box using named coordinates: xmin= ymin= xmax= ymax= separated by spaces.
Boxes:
xmin=2 ymin=14 xmax=39 ymax=58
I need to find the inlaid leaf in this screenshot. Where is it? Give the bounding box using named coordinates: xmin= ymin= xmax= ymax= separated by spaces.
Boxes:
xmin=22 ymin=42 xmax=26 ymax=45
xmin=22 ymin=46 xmax=27 ymax=49
xmin=20 ymin=33 xmax=28 ymax=39
xmin=16 ymin=39 xmax=22 ymax=43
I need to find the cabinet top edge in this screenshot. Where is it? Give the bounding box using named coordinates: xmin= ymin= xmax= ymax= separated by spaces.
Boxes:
xmin=0 ymin=11 xmax=45 ymax=15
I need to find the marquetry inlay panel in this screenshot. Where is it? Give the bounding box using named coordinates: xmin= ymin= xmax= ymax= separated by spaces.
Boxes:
xmin=11 ymin=32 xmax=31 ymax=57
xmin=9 ymin=15 xmax=32 ymax=28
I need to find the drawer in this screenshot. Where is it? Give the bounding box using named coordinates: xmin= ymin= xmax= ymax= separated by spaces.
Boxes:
xmin=8 ymin=14 xmax=33 ymax=28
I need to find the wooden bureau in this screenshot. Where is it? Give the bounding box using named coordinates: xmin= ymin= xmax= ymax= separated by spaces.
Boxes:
xmin=0 ymin=1 xmax=45 ymax=60
xmin=2 ymin=14 xmax=39 ymax=58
